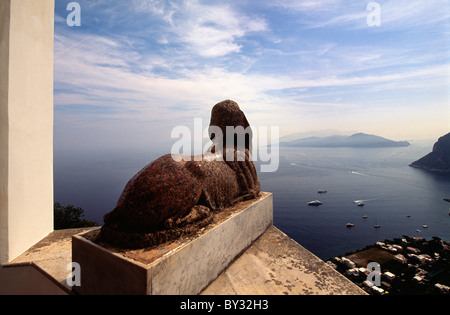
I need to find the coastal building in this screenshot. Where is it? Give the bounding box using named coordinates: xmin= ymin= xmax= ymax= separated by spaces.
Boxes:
xmin=383 ymin=272 xmax=396 ymax=282
xmin=362 ymin=280 xmax=374 ymax=289
xmin=334 ymin=237 xmax=450 ymax=295
xmin=344 ymin=268 xmax=361 ymax=278
xmin=371 ymin=286 xmax=385 ymax=295
xmin=407 ymin=247 xmax=421 ymax=254
xmin=408 ymin=254 xmax=435 ymax=266
xmin=435 ymin=284 xmax=450 ymax=294
xmin=387 ymin=245 xmax=403 ymax=253
xmin=413 ymin=274 xmax=427 ymax=284
xmin=394 ymin=254 xmax=408 ymax=264
xmin=341 ymin=257 xmax=357 ymax=269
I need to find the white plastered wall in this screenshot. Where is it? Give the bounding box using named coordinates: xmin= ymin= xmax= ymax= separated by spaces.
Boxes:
xmin=0 ymin=0 xmax=54 ymax=264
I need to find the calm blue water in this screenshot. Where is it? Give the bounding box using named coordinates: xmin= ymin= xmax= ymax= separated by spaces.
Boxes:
xmin=54 ymin=141 xmax=450 ymax=260
xmin=259 ymin=141 xmax=450 ymax=259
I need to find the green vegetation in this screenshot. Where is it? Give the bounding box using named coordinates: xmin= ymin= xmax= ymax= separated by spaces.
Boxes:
xmin=54 ymin=202 xmax=98 ymax=230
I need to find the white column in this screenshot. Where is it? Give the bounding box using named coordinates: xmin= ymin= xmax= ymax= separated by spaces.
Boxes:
xmin=0 ymin=0 xmax=55 ymax=264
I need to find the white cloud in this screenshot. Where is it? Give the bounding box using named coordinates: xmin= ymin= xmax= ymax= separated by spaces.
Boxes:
xmin=54 ymin=26 xmax=448 ymax=121
xmin=274 ymin=0 xmax=343 ymax=13
xmin=134 ymin=0 xmax=268 ymax=57
xmin=380 ymin=0 xmax=450 ymax=28
xmin=53 ymin=0 xmax=449 ymax=148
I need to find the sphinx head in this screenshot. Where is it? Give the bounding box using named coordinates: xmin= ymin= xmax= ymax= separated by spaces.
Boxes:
xmin=208 ymin=100 xmax=253 ymax=152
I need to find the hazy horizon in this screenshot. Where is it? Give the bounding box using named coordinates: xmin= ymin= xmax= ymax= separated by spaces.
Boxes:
xmin=54 ymin=1 xmax=449 ymax=154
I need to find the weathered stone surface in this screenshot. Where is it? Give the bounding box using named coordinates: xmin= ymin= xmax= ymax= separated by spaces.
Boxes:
xmin=201 ymin=226 xmax=366 ymax=295
xmin=73 ymin=193 xmax=273 ymax=295
xmin=209 ymin=99 xmax=251 ymax=150
xmin=100 ymin=100 xmax=260 ymax=248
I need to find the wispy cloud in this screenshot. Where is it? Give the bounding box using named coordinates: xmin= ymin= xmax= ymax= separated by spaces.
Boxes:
xmin=272 ymin=0 xmax=450 ymax=30
xmin=54 ymin=26 xmax=447 ymax=117
xmin=53 ymin=0 xmax=450 ymax=149
xmin=130 ymin=0 xmax=268 ymax=57
xmin=380 ymin=0 xmax=450 ymax=29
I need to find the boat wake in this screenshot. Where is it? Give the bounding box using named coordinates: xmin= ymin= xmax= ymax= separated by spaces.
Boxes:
xmin=353 ymin=198 xmax=378 ymax=204
xmin=349 ymin=170 xmax=369 ymax=177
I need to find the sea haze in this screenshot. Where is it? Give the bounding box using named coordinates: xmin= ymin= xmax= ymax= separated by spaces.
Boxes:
xmin=54 ymin=140 xmax=450 ymax=260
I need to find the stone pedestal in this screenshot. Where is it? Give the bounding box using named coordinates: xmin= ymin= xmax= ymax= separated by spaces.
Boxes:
xmin=72 ymin=192 xmax=273 ymax=295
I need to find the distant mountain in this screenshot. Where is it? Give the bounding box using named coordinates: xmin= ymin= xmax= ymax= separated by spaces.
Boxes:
xmin=279 ymin=133 xmax=411 ymax=148
xmin=410 ymin=132 xmax=450 ymax=173
xmin=278 ymin=129 xmax=357 ymax=143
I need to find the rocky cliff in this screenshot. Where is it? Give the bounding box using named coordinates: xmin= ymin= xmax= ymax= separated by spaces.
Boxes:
xmin=410 ymin=133 xmax=450 ymax=173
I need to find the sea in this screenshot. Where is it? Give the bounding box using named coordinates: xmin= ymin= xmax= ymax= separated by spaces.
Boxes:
xmin=54 ymin=140 xmax=450 ymax=260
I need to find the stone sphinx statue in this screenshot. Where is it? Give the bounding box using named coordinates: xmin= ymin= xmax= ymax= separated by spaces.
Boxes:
xmin=100 ymin=100 xmax=261 ymax=248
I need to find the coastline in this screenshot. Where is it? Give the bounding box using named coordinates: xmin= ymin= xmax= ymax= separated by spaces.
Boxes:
xmin=327 ymin=236 xmax=450 ymax=295
xmin=409 ymin=163 xmax=450 ymax=174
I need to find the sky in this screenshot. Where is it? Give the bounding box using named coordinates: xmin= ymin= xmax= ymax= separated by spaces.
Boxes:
xmin=53 ymin=0 xmax=450 ymax=155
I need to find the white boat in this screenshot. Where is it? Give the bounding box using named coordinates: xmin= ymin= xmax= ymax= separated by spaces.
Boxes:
xmin=422 ymin=225 xmax=428 ymax=228
xmin=357 ymin=202 xmax=365 ymax=207
xmin=362 ymin=215 xmax=368 ymax=219
xmin=308 ymin=200 xmax=322 ymax=206
xmin=346 ymin=223 xmax=355 ymax=228
xmin=318 ymin=190 xmax=327 ymax=194
xmin=374 ymin=218 xmax=381 ymax=229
